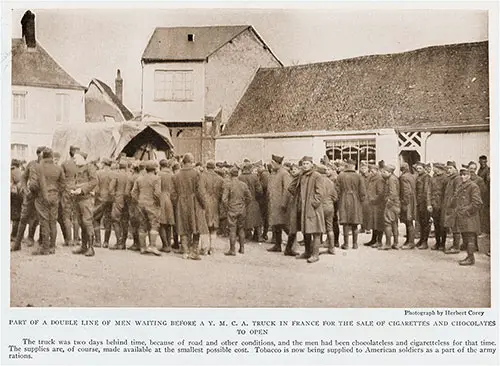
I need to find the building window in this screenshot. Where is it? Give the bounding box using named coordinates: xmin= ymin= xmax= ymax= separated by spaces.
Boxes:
xmin=154 ymin=70 xmax=193 ymax=101
xmin=11 ymin=143 xmax=28 ymax=160
xmin=325 ymin=139 xmax=376 ymax=170
xmin=12 ymin=92 xmax=27 ymax=122
xmin=104 ymin=115 xmax=115 ymax=122
xmin=56 ymin=93 xmax=70 ymax=123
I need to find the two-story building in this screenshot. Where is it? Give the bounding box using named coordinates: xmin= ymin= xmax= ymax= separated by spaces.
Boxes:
xmin=140 ymin=25 xmax=282 ymax=161
xmin=11 ymin=10 xmax=86 ymax=161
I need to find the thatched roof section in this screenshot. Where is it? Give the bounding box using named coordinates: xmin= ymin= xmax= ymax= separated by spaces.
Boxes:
xmin=223 ymin=41 xmax=489 ymax=136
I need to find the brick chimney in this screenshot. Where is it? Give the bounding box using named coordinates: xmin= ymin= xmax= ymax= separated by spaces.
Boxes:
xmin=115 ymin=69 xmax=123 ymax=103
xmin=21 ymin=10 xmax=36 ymax=48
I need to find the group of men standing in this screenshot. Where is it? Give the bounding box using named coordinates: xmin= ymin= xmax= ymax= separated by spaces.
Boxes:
xmin=10 ymin=147 xmax=490 ymax=267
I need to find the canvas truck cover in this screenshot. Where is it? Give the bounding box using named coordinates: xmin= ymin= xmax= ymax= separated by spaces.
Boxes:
xmin=51 ymin=121 xmax=174 ymax=161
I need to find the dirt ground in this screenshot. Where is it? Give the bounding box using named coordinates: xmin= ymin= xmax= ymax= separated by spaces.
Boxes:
xmin=10 ymin=228 xmax=491 ymax=308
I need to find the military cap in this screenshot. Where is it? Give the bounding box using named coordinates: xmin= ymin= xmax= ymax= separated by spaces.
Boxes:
xmin=69 ymin=145 xmax=79 ymax=153
xmin=479 ymin=155 xmax=487 ymax=161
xmin=145 ymin=161 xmax=158 ymax=170
xmin=206 ymin=160 xmax=215 ymax=169
xmin=446 ymin=161 xmax=457 ymax=168
xmin=400 ymin=162 xmax=409 ymax=171
xmin=425 ymin=162 xmax=432 ymax=168
xmin=271 ymin=154 xmax=284 ymax=165
xmin=53 ymin=151 xmax=61 ymax=159
xmin=467 ymin=161 xmax=477 ymax=167
xmin=414 ymin=161 xmax=425 ymax=168
xmin=383 ymin=164 xmax=396 ymax=173
xmin=460 ymin=165 xmax=470 ymax=173
xmin=316 ymin=165 xmax=327 ymax=174
xmin=159 ymin=159 xmax=169 ymax=168
xmin=80 ymin=151 xmax=88 ymax=160
xmin=301 ymin=156 xmax=313 ymax=163
xmin=243 ymin=158 xmax=251 ymax=163
xmin=433 ymin=163 xmax=446 ymax=171
xmin=216 ymin=161 xmax=224 ymax=168
xmin=283 ymin=161 xmax=292 ymax=168
xmin=378 ymin=160 xmax=385 ymax=169
xmin=242 ymin=162 xmax=252 ymax=172
xmin=229 ymin=166 xmax=239 ymax=177
xmin=36 ymin=146 xmax=46 ymax=155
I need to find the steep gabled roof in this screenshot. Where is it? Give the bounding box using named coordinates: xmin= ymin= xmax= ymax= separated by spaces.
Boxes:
xmin=223 ymin=41 xmax=489 ymax=136
xmin=141 ymin=25 xmax=282 ymax=65
xmin=90 ymin=78 xmax=134 ymax=121
xmin=11 ymin=38 xmax=85 ymax=90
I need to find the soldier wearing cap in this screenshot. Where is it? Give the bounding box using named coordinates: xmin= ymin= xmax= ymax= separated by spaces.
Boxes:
xmin=11 ymin=146 xmax=45 ymax=252
xmin=125 ymin=160 xmax=142 ymax=251
xmin=131 ymin=161 xmax=162 ymax=256
xmin=477 ymin=155 xmax=490 ymax=242
xmin=364 ymin=163 xmax=386 ymax=248
xmin=257 ymin=162 xmax=271 ymax=242
xmin=430 ymin=163 xmax=448 ymax=250
xmin=467 ymin=161 xmax=487 ymax=235
xmin=222 ymin=166 xmax=251 ymax=255
xmin=414 ymin=161 xmax=432 ymax=249
xmin=379 ymin=164 xmax=400 ymax=250
xmin=217 ymin=166 xmax=231 ymax=239
xmin=283 ymin=163 xmax=301 ymax=257
xmin=157 ymin=159 xmax=176 ymax=253
xmin=239 ymin=162 xmax=264 ymax=242
xmin=318 ymin=164 xmax=338 ymax=256
xmin=451 ymin=167 xmax=483 ymax=265
xmin=11 ymin=159 xmax=23 ymax=242
xmin=71 ymin=152 xmax=98 ymax=257
xmin=399 ymin=162 xmax=417 ymax=249
xmin=108 ymin=159 xmax=130 ymax=250
xmin=171 ymin=153 xmax=208 ymax=260
xmin=359 ymin=161 xmax=370 ymax=234
xmin=61 ymin=145 xmax=81 ymax=245
xmin=200 ymin=160 xmax=224 ymax=255
xmin=442 ymin=161 xmax=462 ymax=254
xmin=29 ymin=148 xmax=66 ymax=255
xmin=267 ymin=154 xmax=291 ymax=252
xmin=92 ymin=157 xmax=114 ymax=248
xmin=337 ymin=158 xmax=366 ymax=250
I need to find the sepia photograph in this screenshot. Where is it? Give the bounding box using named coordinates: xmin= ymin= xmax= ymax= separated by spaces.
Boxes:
xmin=8 ymin=5 xmax=492 ymax=309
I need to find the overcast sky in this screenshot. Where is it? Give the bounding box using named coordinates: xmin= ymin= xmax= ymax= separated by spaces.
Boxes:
xmin=10 ymin=6 xmax=488 ymax=112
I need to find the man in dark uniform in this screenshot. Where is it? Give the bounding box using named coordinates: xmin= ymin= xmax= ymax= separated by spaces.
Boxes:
xmin=238 ymin=162 xmax=263 ymax=242
xmin=71 ymin=152 xmax=98 ymax=257
xmin=442 ymin=161 xmax=462 ymax=254
xmin=11 ymin=159 xmax=23 ymax=242
xmin=400 ymin=162 xmax=417 ymax=250
xmin=430 ymin=163 xmax=448 ymax=250
xmin=222 ymin=166 xmax=251 ymax=256
xmin=61 ymin=145 xmax=80 ymax=245
xmin=30 ymin=148 xmax=66 ymax=255
xmin=109 ymin=160 xmax=130 ymax=250
xmin=257 ymin=163 xmax=270 ymax=241
xmin=131 ymin=161 xmax=162 ymax=256
xmin=202 ymin=160 xmax=224 ymax=255
xmin=157 ymin=159 xmax=175 ymax=253
xmin=451 ymin=167 xmax=483 ymax=265
xmin=364 ymin=163 xmax=385 ymax=248
xmin=414 ymin=162 xmax=432 ymax=249
xmin=93 ymin=158 xmax=113 ymax=248
xmin=11 ymin=146 xmax=45 ymax=251
xmin=477 ymin=155 xmax=490 ymax=241
xmin=125 ymin=161 xmax=143 ymax=251
xmin=170 ymin=161 xmax=181 ymax=250
xmin=379 ymin=164 xmax=400 ymax=250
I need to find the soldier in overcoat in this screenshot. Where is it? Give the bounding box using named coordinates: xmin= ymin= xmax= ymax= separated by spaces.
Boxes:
xmin=257 ymin=164 xmax=270 ymax=241
xmin=450 ymin=167 xmax=483 ymax=266
xmin=201 ymin=160 xmax=224 ymax=255
xmin=157 ymin=159 xmax=176 ymax=253
xmin=171 ymin=153 xmax=208 ymax=260
xmin=477 ymin=155 xmax=490 ymax=239
xmin=238 ymin=163 xmax=263 ymax=241
xmin=109 ymin=160 xmax=130 ymax=250
xmin=318 ymin=164 xmax=337 ymax=256
xmin=71 ymin=152 xmax=98 ymax=257
xmin=61 ymin=145 xmax=81 ymax=245
xmin=30 ymin=148 xmax=66 ymax=255
xmin=414 ymin=162 xmax=432 ymax=249
xmin=222 ymin=167 xmax=251 ymax=255
xmin=430 ymin=163 xmax=448 ymax=250
xmin=11 ymin=159 xmax=23 ymax=242
xmin=267 ymin=155 xmax=291 ymax=252
xmin=337 ymin=159 xmax=366 ymax=249
xmin=283 ymin=163 xmax=301 ymax=257
xmin=364 ymin=163 xmax=386 ymax=248
xmin=93 ymin=158 xmax=113 ymax=248
xmin=379 ymin=165 xmax=400 ymax=250
xmin=400 ymin=162 xmax=418 ymax=249
xmin=131 ymin=161 xmax=162 ymax=256
xmin=125 ymin=161 xmax=143 ymax=251
xmin=359 ymin=163 xmax=371 ymax=233
xmin=442 ymin=161 xmax=463 ymax=254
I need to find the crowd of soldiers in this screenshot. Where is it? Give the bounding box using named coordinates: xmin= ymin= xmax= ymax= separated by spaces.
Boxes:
xmin=10 ymin=145 xmax=490 ymax=266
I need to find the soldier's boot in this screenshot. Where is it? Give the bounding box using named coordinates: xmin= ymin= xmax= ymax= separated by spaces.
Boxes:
xmin=341 ymin=226 xmax=350 ymax=250
xmin=459 ymin=235 xmax=475 ymax=266
xmin=190 ymin=235 xmax=202 ymax=260
xmin=431 ymin=230 xmax=442 ymax=250
xmin=401 ymin=226 xmax=416 ymax=249
xmin=445 ymin=233 xmax=461 ymax=254
xmin=128 ymin=231 xmax=140 ymax=251
xmin=103 ymin=227 xmax=111 ymax=248
xmin=73 ymin=230 xmax=88 ymax=254
xmin=391 ymin=222 xmax=400 ymax=250
xmin=284 ymin=233 xmax=299 ymax=256
xmin=93 ymin=225 xmax=102 ymax=248
xmin=307 ymin=235 xmax=320 ymax=263
xmin=119 ymin=222 xmax=128 ymax=249
xmin=364 ymin=230 xmax=377 ymax=246
xmin=417 ymin=240 xmax=428 ymax=250
xmin=352 ymin=225 xmax=359 ymax=249
xmin=84 ymin=235 xmax=95 ymax=257
xmin=225 ymin=230 xmax=237 ymax=256
xmin=147 ymin=230 xmax=162 ymax=256
xmin=379 ymin=226 xmax=392 ymax=250
xmin=207 ymin=231 xmax=216 ymax=255
xmin=11 ymin=220 xmax=19 ymax=242
xmin=401 ymin=225 xmax=409 ymax=246
xmin=159 ymin=226 xmax=171 ymax=253
xmin=138 ymin=231 xmax=148 ymax=255
xmin=238 ymin=228 xmax=246 ymax=254
xmin=325 ymin=231 xmax=336 ymax=255
xmin=172 ymin=231 xmax=180 ymax=250
xmin=333 ymin=223 xmax=340 ymax=247
xmin=296 ymin=235 xmax=311 ymax=259
xmin=371 ymin=231 xmax=381 ymax=248
xmin=180 ymin=235 xmax=189 ymax=259
xmin=109 ymin=222 xmax=121 ymax=250
xmin=441 ymin=230 xmax=448 ymax=251
xmin=27 ymin=222 xmax=37 ymax=245
xmin=267 ymin=229 xmax=282 ymax=252
xmin=11 ymin=221 xmax=27 ymax=251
